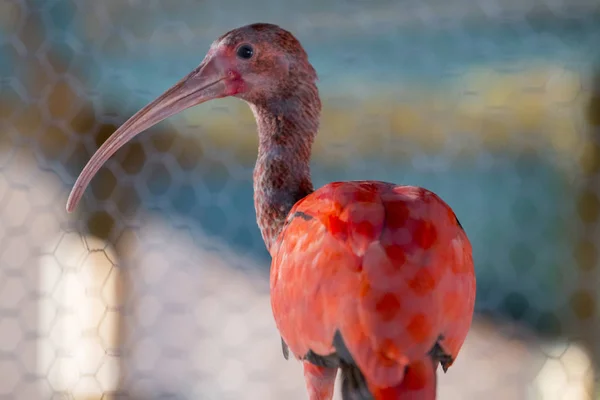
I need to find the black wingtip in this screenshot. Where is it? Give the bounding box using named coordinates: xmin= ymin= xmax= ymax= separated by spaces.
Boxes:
xmin=281 ymin=337 xmax=289 ymax=360
xmin=293 ymin=211 xmax=313 ymax=221
xmin=340 ymin=363 xmax=374 ymax=400
xmin=455 ymin=214 xmax=464 ymax=230
xmin=428 ymin=336 xmax=454 ymax=373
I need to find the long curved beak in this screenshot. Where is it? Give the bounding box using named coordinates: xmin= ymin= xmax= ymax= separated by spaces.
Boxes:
xmin=66 ymin=57 xmax=228 ymax=213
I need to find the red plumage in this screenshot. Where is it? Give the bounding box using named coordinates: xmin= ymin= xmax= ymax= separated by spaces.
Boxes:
xmin=271 ymin=181 xmax=475 ymax=399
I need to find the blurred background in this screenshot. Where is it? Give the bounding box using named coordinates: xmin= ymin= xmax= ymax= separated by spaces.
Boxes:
xmin=1 ymin=0 xmax=600 ymax=399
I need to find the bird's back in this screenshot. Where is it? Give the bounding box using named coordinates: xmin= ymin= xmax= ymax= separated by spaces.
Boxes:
xmin=270 ymin=180 xmax=475 ymax=396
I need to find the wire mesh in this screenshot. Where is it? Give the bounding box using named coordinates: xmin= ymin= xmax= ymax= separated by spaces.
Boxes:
xmin=1 ymin=0 xmax=600 ymax=399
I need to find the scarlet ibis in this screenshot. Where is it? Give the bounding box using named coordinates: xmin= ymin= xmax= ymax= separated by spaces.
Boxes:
xmin=67 ymin=23 xmax=476 ymax=399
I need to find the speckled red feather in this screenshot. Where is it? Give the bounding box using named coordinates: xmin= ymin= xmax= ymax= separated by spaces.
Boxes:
xmin=270 ymin=181 xmax=475 ymax=398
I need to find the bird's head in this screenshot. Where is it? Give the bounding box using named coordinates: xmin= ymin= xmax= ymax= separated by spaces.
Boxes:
xmin=66 ymin=23 xmax=317 ymax=213
xmin=210 ymin=23 xmax=317 ymax=104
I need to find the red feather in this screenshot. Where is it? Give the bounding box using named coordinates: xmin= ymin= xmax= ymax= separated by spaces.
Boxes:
xmin=270 ymin=181 xmax=476 ymax=398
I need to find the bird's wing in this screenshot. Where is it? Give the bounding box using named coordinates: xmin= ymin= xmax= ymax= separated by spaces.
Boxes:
xmin=270 ymin=181 xmax=475 ymax=388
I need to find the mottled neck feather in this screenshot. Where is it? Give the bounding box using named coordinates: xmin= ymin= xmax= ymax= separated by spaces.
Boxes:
xmin=251 ymin=79 xmax=321 ymax=252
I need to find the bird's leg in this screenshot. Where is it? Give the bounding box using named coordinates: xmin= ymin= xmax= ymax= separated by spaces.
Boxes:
xmin=370 ymin=359 xmax=437 ymax=400
xmin=302 ymin=361 xmax=338 ymax=400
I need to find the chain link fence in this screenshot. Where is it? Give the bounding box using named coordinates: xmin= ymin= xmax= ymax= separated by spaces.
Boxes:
xmin=1 ymin=0 xmax=600 ymax=398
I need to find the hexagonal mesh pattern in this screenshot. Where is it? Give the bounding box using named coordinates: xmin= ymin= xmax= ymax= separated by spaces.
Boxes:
xmin=1 ymin=0 xmax=600 ymax=399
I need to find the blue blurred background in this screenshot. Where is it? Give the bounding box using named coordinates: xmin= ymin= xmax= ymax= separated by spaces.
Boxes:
xmin=1 ymin=0 xmax=600 ymax=399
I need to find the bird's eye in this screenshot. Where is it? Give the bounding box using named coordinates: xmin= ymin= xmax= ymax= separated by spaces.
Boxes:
xmin=236 ymin=44 xmax=254 ymax=60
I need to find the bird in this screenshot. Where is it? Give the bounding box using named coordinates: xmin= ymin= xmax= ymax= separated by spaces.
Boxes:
xmin=66 ymin=23 xmax=476 ymax=400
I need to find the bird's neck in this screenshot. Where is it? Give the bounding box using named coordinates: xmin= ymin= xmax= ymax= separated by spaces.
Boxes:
xmin=250 ymin=86 xmax=321 ymax=253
